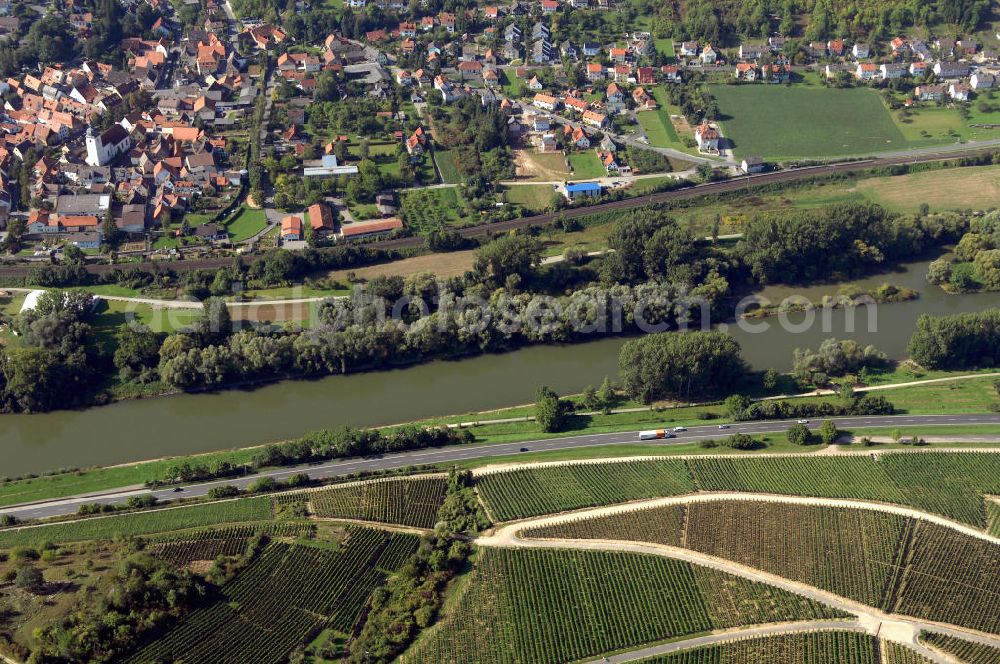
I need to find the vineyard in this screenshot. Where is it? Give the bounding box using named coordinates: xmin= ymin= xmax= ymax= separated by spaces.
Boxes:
xmin=475 ymin=460 xmax=695 ymax=522
xmin=524 ymin=504 xmax=686 ymax=546
xmin=524 ymin=499 xmax=1000 ymax=635
xmin=633 ymin=631 xmax=876 ymax=663
xmin=477 ymin=453 xmax=1000 ymax=527
xmin=0 ymin=497 xmax=274 ymax=548
xmin=302 ymin=476 xmax=448 ymax=528
xmin=882 ymin=642 xmax=937 ymax=664
xmin=124 ymin=527 xmax=420 ymax=663
xmin=921 ymin=632 xmax=1000 ymax=663
xmin=528 ymin=502 xmax=907 ymax=608
xmin=150 ymin=522 xmax=317 ymax=566
xmin=892 ymin=521 xmax=1000 ymax=635
xmin=403 ymin=547 xmax=845 ymax=664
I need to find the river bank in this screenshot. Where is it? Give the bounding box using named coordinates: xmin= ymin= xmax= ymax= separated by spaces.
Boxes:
xmin=0 ymin=259 xmax=998 ymax=476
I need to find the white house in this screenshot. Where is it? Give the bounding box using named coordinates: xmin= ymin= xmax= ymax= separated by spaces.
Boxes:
xmin=694 ymin=122 xmax=719 ymax=153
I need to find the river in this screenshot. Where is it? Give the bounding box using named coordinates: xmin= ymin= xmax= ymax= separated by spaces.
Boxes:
xmin=2 ymin=259 xmax=998 ymax=476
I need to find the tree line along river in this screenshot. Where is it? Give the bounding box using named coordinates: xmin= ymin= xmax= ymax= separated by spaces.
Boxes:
xmin=1 ymin=259 xmax=997 ymax=477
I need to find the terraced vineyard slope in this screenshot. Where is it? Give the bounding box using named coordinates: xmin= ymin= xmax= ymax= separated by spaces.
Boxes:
xmin=526 ymin=500 xmax=1000 ymax=635
xmin=477 ymin=453 xmax=1000 ymax=526
xmin=633 ymin=631 xmax=876 ymax=663
xmin=403 ymin=547 xmax=845 ymax=664
xmin=124 ymin=527 xmax=419 ymax=663
xmin=475 ymin=460 xmax=695 ymax=521
xmin=529 ymin=502 xmax=906 ymax=607
xmin=921 ymin=632 xmax=1000 ymax=663
xmin=300 ymin=476 xmax=448 ymax=528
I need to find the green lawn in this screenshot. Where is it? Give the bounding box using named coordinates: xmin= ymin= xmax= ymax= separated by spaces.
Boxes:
xmin=710 ymin=85 xmax=910 ymax=159
xmin=504 ymin=184 xmax=559 ymax=212
xmin=637 ymin=109 xmax=678 ymax=148
xmin=434 ymin=149 xmax=462 ymax=184
xmin=93 ymin=300 xmax=204 ymax=335
xmin=226 ymin=207 xmax=268 ymax=242
xmin=500 ymin=70 xmax=524 ymax=98
xmin=890 ymin=102 xmax=1000 ymax=146
xmin=568 ymin=152 xmax=607 ymax=179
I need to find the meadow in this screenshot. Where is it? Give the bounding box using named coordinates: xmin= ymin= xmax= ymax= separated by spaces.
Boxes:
xmin=710 ymin=85 xmax=909 ymax=159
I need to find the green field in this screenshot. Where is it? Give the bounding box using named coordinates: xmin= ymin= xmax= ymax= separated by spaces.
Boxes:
xmin=567 ymin=151 xmax=607 ymax=179
xmin=0 ymin=497 xmax=273 ymax=548
xmin=500 ymin=69 xmax=524 ymax=98
xmin=503 ymin=184 xmax=559 ymax=211
xmin=434 ymin=148 xmax=462 ymax=184
xmin=478 ymin=452 xmax=1000 ymax=527
xmin=294 ymin=476 xmax=448 ymax=528
xmin=710 ymin=85 xmax=910 ymax=159
xmin=405 ymin=547 xmax=843 ymax=663
xmin=637 ymin=108 xmax=678 ymax=148
xmin=226 ymin=207 xmax=268 ymax=242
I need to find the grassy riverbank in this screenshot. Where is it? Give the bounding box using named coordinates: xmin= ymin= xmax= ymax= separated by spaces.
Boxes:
xmin=2 ymin=371 xmax=999 ymax=509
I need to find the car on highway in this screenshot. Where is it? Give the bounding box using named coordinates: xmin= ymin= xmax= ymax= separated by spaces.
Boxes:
xmin=673 ymin=426 xmax=687 ymax=432
xmin=797 ymin=419 xmax=810 ymax=424
xmin=519 ymin=447 xmax=530 ymax=452
xmin=172 ymin=487 xmax=184 ymax=492
xmin=717 ymin=424 xmax=730 ymax=430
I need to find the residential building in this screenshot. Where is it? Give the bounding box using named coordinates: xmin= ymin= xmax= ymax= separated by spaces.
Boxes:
xmin=694 ymin=122 xmax=719 ymax=153
xmin=281 ymin=215 xmax=304 ymax=241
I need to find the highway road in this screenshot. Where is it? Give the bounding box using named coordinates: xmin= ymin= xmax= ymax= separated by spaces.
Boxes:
xmin=2 ymin=413 xmax=999 ymax=522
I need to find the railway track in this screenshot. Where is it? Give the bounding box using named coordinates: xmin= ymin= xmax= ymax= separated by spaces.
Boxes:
xmin=0 ymin=146 xmax=990 ymax=279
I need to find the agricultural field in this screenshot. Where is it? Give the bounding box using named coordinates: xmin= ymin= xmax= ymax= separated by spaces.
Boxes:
xmin=476 ymin=460 xmax=695 ymax=522
xmin=856 ymin=164 xmax=1000 ymax=212
xmin=636 ymin=631 xmax=877 ymax=663
xmin=892 ymin=520 xmax=1000 ymax=634
xmin=404 ymin=547 xmax=843 ymax=663
xmin=921 ymin=632 xmax=1000 ymax=663
xmin=478 ymin=453 xmax=1000 ymax=527
xmin=150 ymin=522 xmax=317 ymax=566
xmin=882 ymin=642 xmax=937 ymax=664
xmin=400 ymin=186 xmax=468 ymax=234
xmin=299 ymin=476 xmax=448 ymax=528
xmin=125 ymin=528 xmax=420 ymax=663
xmin=530 ymin=502 xmax=907 ymax=607
xmin=0 ymin=497 xmax=274 ymax=548
xmin=710 ymin=85 xmax=909 ymax=159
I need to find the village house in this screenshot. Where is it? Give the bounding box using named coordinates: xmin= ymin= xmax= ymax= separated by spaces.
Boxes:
xmin=915 ymin=84 xmax=946 ymax=101
xmin=533 ymin=93 xmax=560 ymax=112
xmin=308 ymin=202 xmax=335 ymax=236
xmin=694 ymin=122 xmax=720 ymax=153
xmin=281 ymin=215 xmax=304 ymax=241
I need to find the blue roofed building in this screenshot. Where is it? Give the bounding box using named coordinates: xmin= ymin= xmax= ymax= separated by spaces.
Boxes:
xmin=563 ymin=181 xmax=602 ymax=201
